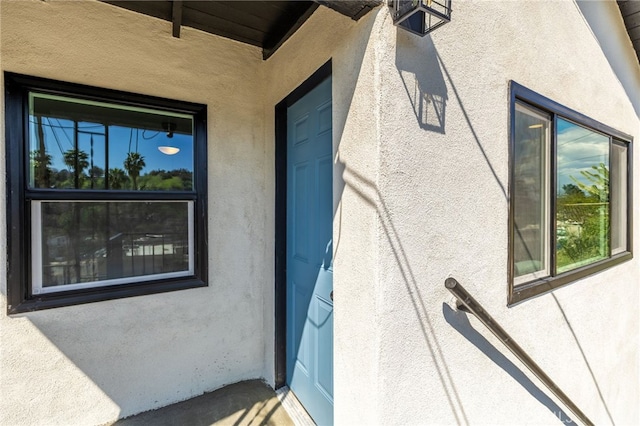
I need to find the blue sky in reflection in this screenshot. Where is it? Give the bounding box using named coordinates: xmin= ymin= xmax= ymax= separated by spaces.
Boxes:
xmin=30 ymin=118 xmax=193 ymax=174
xmin=556 ymin=118 xmax=609 ymax=195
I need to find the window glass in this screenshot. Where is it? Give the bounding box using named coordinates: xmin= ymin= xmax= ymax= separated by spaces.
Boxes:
xmin=6 ymin=73 xmax=207 ymax=313
xmin=29 ymin=93 xmax=194 ymax=191
xmin=611 ymin=141 xmax=628 ymax=255
xmin=33 ymin=201 xmax=193 ymax=294
xmin=514 ymin=103 xmax=550 ymax=282
xmin=556 ymin=119 xmax=610 ymax=273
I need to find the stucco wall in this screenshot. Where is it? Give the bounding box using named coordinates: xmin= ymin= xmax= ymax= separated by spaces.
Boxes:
xmin=262 ymin=8 xmax=383 ymax=425
xmin=0 ymin=1 xmax=387 ymax=424
xmin=371 ymin=0 xmax=640 ymax=425
xmin=0 ymin=1 xmax=270 ymax=424
xmin=1 ymin=0 xmax=639 ymax=425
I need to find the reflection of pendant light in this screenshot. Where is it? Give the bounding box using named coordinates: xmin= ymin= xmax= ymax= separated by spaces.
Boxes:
xmin=158 ymin=146 xmax=180 ymax=155
xmin=159 ymin=122 xmax=180 ymax=155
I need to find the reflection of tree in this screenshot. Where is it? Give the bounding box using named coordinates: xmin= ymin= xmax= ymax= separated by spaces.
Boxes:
xmin=30 ymin=150 xmax=53 ymax=188
xmin=557 ymin=164 xmax=609 ymax=271
xmin=88 ymin=166 xmax=104 ymax=189
xmin=570 ymin=163 xmax=609 ymax=200
xmin=124 ymin=152 xmax=146 ymax=190
xmin=108 ymin=168 xmax=127 ymax=189
xmin=63 ymin=149 xmax=89 ymax=189
xmin=138 ymin=169 xmax=193 ymax=191
xmin=42 ymin=201 xmax=190 ymax=285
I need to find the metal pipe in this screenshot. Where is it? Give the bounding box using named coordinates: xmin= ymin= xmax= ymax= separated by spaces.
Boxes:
xmin=445 ymin=277 xmax=594 ymax=426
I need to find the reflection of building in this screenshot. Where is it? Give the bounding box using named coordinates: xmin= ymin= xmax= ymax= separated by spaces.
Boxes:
xmin=1 ymin=1 xmax=639 ymax=425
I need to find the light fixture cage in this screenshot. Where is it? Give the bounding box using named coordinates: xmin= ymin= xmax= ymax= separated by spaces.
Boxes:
xmin=390 ymin=0 xmax=452 ymax=36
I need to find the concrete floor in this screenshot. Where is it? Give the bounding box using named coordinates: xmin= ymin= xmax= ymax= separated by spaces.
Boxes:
xmin=112 ymin=380 xmax=295 ymax=426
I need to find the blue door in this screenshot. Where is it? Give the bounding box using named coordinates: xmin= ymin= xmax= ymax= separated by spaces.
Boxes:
xmin=286 ymin=76 xmax=333 ymax=426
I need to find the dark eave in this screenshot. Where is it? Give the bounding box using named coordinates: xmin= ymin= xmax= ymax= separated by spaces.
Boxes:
xmin=100 ymin=0 xmax=381 ymax=59
xmin=617 ymin=0 xmax=640 ymax=63
xmin=315 ymin=0 xmax=380 ymax=21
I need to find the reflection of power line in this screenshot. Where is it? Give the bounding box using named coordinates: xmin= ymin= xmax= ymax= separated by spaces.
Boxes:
xmin=142 ymin=129 xmax=159 ymax=140
xmin=45 ymin=117 xmax=68 ymax=157
xmin=557 ymin=132 xmax=603 ymax=145
xmin=557 ymin=154 xmax=606 ymax=166
xmin=28 ymin=119 xmax=104 ymax=130
xmin=54 ymin=118 xmax=75 ymax=146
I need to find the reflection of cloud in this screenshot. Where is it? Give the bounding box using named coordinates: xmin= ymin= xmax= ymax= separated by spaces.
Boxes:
xmin=557 ymin=120 xmax=608 ymax=190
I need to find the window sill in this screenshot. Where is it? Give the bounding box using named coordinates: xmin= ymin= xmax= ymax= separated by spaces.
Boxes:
xmin=7 ymin=277 xmax=207 ymax=315
xmin=508 ymin=251 xmax=633 ymax=306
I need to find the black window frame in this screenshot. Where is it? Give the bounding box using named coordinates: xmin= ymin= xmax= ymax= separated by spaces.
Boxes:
xmin=508 ymin=81 xmax=633 ymax=305
xmin=5 ymin=72 xmax=208 ymax=314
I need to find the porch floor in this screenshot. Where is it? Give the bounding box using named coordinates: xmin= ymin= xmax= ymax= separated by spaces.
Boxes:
xmin=112 ymin=380 xmax=295 ymax=426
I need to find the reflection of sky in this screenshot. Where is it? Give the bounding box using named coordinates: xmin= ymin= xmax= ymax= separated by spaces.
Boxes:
xmin=556 ymin=119 xmax=608 ymax=194
xmin=30 ymin=117 xmax=193 ymax=174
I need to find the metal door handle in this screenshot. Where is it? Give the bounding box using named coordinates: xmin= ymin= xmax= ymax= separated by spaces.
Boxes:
xmin=330 ymin=290 xmax=333 ymax=301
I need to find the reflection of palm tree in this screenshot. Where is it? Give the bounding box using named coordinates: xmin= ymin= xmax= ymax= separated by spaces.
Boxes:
xmin=63 ymin=149 xmax=89 ymax=188
xmin=124 ymin=152 xmax=146 ymax=190
xmin=108 ymin=168 xmax=127 ymax=190
xmin=570 ymin=163 xmax=609 ymax=201
xmin=30 ymin=150 xmax=53 ymax=188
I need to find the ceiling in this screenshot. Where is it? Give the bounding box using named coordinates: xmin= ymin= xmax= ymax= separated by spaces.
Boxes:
xmin=101 ymin=0 xmax=381 ymax=59
xmin=617 ymin=0 xmax=640 ymax=63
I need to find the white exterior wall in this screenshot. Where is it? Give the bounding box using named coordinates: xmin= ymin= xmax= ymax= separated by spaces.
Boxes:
xmin=0 ymin=1 xmax=270 ymax=424
xmin=262 ymin=9 xmax=383 ymax=425
xmin=1 ymin=0 xmax=639 ymax=425
xmin=0 ymin=1 xmax=385 ymax=425
xmin=371 ymin=0 xmax=640 ymax=425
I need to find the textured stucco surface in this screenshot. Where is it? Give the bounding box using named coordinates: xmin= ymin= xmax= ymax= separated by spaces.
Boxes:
xmin=1 ymin=0 xmax=639 ymax=425
xmin=370 ymin=1 xmax=640 ymax=425
xmin=263 ymin=8 xmax=383 ymax=425
xmin=0 ymin=1 xmax=269 ymax=424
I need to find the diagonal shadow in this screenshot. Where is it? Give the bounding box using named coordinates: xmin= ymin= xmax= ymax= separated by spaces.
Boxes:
xmin=339 ymin=161 xmax=469 ymax=424
xmin=435 ymin=50 xmax=507 ymax=199
xmin=443 ymin=303 xmax=578 ymax=426
xmin=552 ymin=294 xmax=616 ymax=425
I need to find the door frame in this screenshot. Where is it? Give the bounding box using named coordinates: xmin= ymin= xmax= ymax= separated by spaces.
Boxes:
xmin=274 ymin=60 xmax=332 ymax=389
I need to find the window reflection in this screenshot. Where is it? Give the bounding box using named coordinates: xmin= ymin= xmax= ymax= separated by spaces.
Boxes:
xmin=610 ymin=142 xmax=627 ymax=255
xmin=514 ymin=103 xmax=549 ymax=282
xmin=29 ymin=93 xmax=194 ymax=191
xmin=36 ymin=201 xmax=192 ymax=292
xmin=556 ymin=119 xmax=609 ymax=273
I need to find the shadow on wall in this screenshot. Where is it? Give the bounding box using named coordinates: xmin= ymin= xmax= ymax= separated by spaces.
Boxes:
xmin=443 ymin=303 xmax=578 ymax=425
xmin=3 ymin=9 xmax=380 ymax=426
xmin=334 ymin=25 xmax=511 ymax=422
xmin=395 ymin=30 xmax=448 ymax=133
xmin=551 ymin=294 xmax=615 ymax=425
xmin=336 ymin=158 xmax=470 ymax=423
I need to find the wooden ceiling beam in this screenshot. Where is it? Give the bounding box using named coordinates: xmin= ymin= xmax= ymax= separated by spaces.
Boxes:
xmin=172 ymin=0 xmax=183 ymax=38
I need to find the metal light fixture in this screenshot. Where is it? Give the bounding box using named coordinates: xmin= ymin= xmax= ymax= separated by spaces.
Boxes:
xmin=390 ymin=0 xmax=452 ymax=36
xmin=159 ymin=122 xmax=180 ymax=155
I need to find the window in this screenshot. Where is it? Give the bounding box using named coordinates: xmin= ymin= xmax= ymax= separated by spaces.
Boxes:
xmin=5 ymin=73 xmax=208 ymax=313
xmin=509 ymin=82 xmax=632 ymax=305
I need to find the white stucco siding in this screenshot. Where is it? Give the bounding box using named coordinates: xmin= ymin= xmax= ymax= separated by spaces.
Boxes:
xmin=0 ymin=1 xmax=388 ymax=424
xmin=0 ymin=1 xmax=269 ymax=424
xmin=1 ymin=0 xmax=639 ymax=424
xmin=262 ymin=8 xmax=384 ymax=425
xmin=374 ymin=1 xmax=639 ymax=425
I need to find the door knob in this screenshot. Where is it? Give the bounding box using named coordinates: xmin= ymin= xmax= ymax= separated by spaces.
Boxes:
xmin=330 ymin=290 xmax=333 ymax=301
